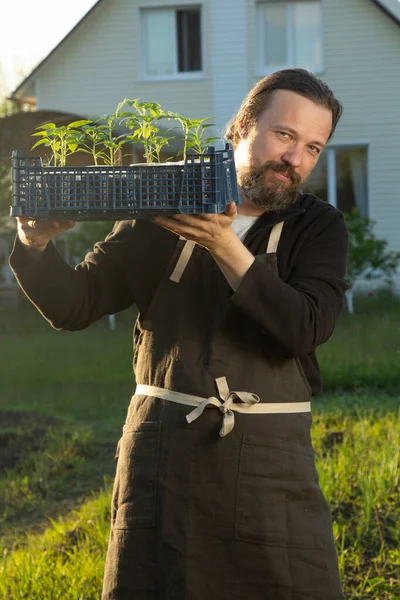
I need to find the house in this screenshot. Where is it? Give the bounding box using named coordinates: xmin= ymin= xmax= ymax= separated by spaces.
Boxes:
xmin=7 ymin=0 xmax=400 ymax=290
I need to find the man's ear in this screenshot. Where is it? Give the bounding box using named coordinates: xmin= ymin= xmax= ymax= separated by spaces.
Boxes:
xmin=237 ymin=118 xmax=248 ymax=140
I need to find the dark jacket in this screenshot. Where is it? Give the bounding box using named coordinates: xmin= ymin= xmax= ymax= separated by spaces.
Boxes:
xmin=9 ymin=193 xmax=348 ymax=395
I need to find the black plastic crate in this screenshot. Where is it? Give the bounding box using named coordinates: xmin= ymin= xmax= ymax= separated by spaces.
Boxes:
xmin=10 ymin=144 xmax=240 ymax=221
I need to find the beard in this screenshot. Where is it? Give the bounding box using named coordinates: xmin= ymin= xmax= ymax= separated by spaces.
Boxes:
xmin=236 ymin=160 xmax=303 ymax=213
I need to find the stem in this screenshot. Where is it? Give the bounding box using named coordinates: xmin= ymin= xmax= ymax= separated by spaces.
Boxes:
xmin=183 ymin=123 xmax=189 ymax=161
xmin=108 ymin=119 xmax=113 ymax=165
xmin=60 ymin=132 xmax=65 ymax=167
xmin=51 ymin=140 xmax=58 ymax=166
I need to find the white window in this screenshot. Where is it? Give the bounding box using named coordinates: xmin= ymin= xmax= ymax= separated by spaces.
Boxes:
xmin=303 ymin=147 xmax=369 ymax=216
xmin=141 ymin=7 xmax=202 ymax=79
xmin=256 ymin=1 xmax=323 ymax=74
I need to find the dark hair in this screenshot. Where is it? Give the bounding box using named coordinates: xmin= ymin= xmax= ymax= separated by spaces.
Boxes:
xmin=225 ymin=68 xmax=343 ymax=146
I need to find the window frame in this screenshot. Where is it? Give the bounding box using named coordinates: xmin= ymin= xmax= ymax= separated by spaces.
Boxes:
xmin=139 ymin=4 xmax=204 ymax=82
xmin=255 ymin=0 xmax=324 ymax=76
xmin=304 ymin=143 xmax=371 ymax=217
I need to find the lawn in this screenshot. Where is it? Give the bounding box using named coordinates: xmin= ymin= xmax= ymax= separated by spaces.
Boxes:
xmin=0 ymin=292 xmax=399 ymax=599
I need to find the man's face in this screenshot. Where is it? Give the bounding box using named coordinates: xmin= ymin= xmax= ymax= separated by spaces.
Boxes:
xmin=234 ymin=89 xmax=333 ymax=213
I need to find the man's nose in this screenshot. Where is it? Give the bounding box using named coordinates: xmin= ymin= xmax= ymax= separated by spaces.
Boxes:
xmin=281 ymin=144 xmax=303 ymax=169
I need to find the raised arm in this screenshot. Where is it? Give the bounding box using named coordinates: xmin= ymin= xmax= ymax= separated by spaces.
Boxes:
xmin=9 ymin=219 xmax=177 ymax=331
xmin=229 ymin=209 xmax=348 ymax=357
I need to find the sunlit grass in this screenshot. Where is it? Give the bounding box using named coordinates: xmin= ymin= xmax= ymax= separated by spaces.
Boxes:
xmin=0 ymin=294 xmax=399 ymax=599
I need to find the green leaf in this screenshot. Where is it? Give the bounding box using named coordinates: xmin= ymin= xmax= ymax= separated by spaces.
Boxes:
xmin=31 ymin=138 xmax=51 ymax=150
xmin=125 ymin=131 xmax=141 ymax=141
xmin=35 ymin=122 xmax=56 ymax=130
xmin=31 ymin=131 xmax=49 ymax=138
xmin=344 ymin=208 xmax=400 ymax=286
xmin=66 ymin=120 xmax=91 ymax=129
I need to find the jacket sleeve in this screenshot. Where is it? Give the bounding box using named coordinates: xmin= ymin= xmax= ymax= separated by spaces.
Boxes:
xmin=230 ymin=209 xmax=348 ymax=357
xmin=9 ymin=220 xmax=174 ymax=331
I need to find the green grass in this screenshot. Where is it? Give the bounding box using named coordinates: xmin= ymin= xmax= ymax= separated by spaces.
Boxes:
xmin=317 ymin=291 xmax=400 ymax=393
xmin=0 ymin=490 xmax=111 ymax=600
xmin=0 ymin=296 xmax=399 ymax=599
xmin=313 ymin=395 xmax=400 ymax=599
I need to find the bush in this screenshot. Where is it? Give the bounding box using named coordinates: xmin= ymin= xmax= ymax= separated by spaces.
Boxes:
xmin=345 ymin=209 xmax=400 ymax=313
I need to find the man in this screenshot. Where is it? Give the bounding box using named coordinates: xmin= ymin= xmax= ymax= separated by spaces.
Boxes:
xmin=10 ymin=69 xmax=348 ymax=599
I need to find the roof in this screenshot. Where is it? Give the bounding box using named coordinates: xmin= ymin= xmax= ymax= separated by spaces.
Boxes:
xmin=11 ymin=0 xmax=400 ymax=100
xmin=372 ymin=0 xmax=400 ymax=24
xmin=11 ymin=0 xmax=103 ymax=99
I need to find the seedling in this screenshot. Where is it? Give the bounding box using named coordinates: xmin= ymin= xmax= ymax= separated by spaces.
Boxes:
xmin=31 ymin=120 xmax=91 ymax=167
xmin=121 ymin=99 xmax=174 ymax=163
xmin=168 ymin=113 xmax=219 ymax=160
xmin=91 ymin=100 xmax=129 ymax=166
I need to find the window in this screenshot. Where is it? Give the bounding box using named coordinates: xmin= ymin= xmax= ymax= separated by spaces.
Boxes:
xmin=303 ymin=147 xmax=369 ymax=216
xmin=256 ymin=1 xmax=323 ymax=73
xmin=141 ymin=7 xmax=202 ymax=78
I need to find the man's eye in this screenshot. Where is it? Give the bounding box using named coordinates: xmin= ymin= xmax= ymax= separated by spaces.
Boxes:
xmin=308 ymin=145 xmax=320 ymax=154
xmin=277 ymin=131 xmax=290 ymax=138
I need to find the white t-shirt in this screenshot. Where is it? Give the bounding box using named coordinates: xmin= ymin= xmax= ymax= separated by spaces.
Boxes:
xmin=231 ymin=214 xmax=259 ymax=241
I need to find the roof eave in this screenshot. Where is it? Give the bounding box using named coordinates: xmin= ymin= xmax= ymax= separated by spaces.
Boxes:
xmin=10 ymin=0 xmax=104 ymax=99
xmin=371 ymin=0 xmax=400 ymax=25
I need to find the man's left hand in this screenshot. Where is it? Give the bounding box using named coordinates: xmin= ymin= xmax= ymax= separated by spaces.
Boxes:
xmin=151 ymin=202 xmax=237 ymax=251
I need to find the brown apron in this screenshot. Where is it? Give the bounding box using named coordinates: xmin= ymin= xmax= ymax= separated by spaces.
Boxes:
xmin=102 ymin=222 xmax=345 ymax=600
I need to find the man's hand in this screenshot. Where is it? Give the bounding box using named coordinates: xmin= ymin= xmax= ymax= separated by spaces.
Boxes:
xmin=16 ymin=217 xmax=76 ymax=253
xmin=151 ymin=202 xmax=238 ymax=251
xmin=152 ymin=202 xmax=256 ymax=291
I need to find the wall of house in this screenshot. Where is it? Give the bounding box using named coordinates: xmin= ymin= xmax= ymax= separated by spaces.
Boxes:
xmin=25 ymin=0 xmax=400 ymax=288
xmin=209 ymin=0 xmax=249 ymax=139
xmin=322 ymin=0 xmax=400 ymax=287
xmin=35 ymin=0 xmax=213 ymax=122
xmin=243 ymin=0 xmax=400 ymax=289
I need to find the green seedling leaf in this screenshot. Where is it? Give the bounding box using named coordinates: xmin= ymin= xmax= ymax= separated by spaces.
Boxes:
xmin=31 ymin=138 xmax=51 ymax=150
xmin=35 ymin=122 xmax=56 ymax=130
xmin=115 ymin=99 xmax=128 ymax=116
xmin=67 ymin=120 xmax=92 ymax=129
xmin=31 ymin=131 xmax=49 ymax=138
xmin=125 ymin=131 xmax=141 ymax=141
xmin=123 ymin=99 xmax=139 ymax=109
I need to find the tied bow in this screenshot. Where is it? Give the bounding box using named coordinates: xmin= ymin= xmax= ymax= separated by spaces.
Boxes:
xmin=186 ymin=377 xmax=260 ymax=437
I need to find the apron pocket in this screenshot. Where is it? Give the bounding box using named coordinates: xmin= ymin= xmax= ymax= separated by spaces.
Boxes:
xmin=113 ymin=421 xmax=161 ymax=530
xmin=234 ymin=434 xmax=325 ymax=549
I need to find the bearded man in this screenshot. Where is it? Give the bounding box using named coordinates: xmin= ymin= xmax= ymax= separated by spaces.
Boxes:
xmin=10 ymin=69 xmax=348 ymax=600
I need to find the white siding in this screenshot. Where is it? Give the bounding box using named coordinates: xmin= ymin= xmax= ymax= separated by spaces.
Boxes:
xmin=35 ymin=0 xmax=213 ymax=121
xmin=322 ymin=0 xmax=400 ymax=256
xmin=243 ymin=0 xmax=400 ymax=277
xmin=322 ymin=0 xmax=400 ymax=288
xmin=210 ymin=0 xmax=248 ymax=140
xmin=246 ymin=1 xmax=258 ymax=89
xmin=18 ymin=0 xmax=400 ymax=285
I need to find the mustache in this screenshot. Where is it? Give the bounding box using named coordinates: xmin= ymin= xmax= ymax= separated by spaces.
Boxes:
xmin=256 ymin=161 xmax=301 ymax=186
xmin=237 ymin=160 xmax=301 ymax=212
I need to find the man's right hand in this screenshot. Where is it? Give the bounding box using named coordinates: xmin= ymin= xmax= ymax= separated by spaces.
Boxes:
xmin=16 ymin=217 xmax=76 ymax=253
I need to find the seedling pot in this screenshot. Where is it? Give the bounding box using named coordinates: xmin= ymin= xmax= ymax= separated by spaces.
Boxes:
xmin=10 ymin=144 xmax=240 ymax=221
